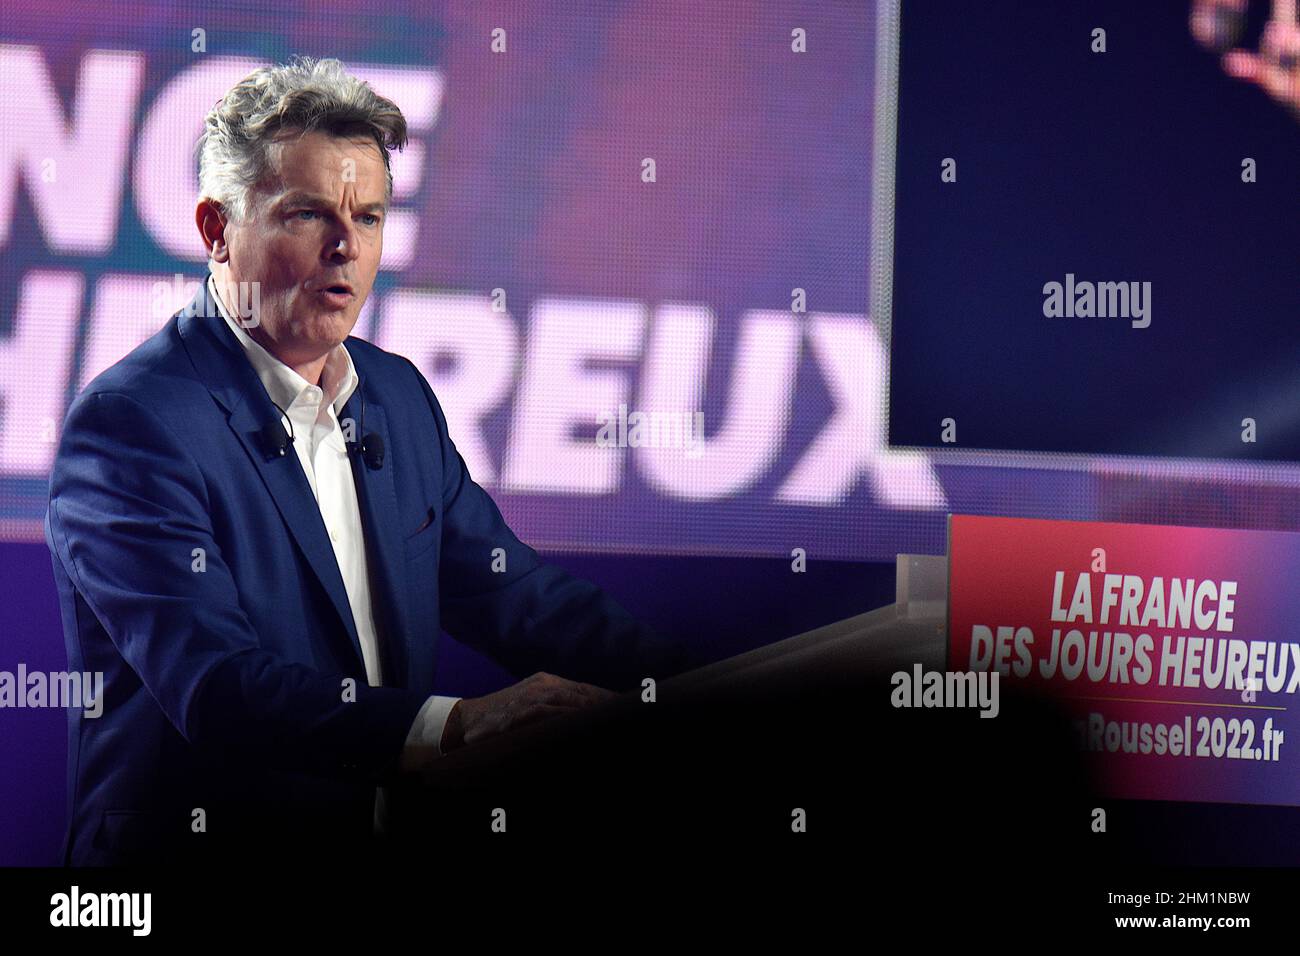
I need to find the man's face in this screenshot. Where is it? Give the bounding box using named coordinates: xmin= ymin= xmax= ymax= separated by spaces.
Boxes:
xmin=217 ymin=130 xmax=387 ymax=366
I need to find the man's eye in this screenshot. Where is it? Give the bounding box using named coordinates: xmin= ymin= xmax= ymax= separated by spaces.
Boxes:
xmin=360 ymin=213 xmax=380 ymax=226
xmin=295 ymin=210 xmax=318 ymax=220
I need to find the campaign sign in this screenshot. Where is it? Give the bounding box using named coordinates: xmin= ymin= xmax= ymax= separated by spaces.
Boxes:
xmin=947 ymin=514 xmax=1300 ymax=806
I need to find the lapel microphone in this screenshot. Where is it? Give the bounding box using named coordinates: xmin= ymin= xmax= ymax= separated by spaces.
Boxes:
xmin=347 ymin=382 xmax=385 ymax=471
xmin=258 ymin=399 xmax=296 ymax=459
xmin=256 ymin=385 xmax=383 ymax=470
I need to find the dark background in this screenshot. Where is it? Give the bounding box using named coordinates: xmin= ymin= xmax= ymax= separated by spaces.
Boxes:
xmin=0 ymin=539 xmax=896 ymax=864
xmin=889 ymin=0 xmax=1300 ymax=460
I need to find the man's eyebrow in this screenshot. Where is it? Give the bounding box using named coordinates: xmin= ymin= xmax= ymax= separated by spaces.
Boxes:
xmin=277 ymin=192 xmax=388 ymax=214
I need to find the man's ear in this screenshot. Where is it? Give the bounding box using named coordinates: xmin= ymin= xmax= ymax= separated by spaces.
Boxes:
xmin=196 ymin=198 xmax=231 ymax=263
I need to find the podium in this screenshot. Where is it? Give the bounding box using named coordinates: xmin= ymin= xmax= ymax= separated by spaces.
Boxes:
xmin=382 ymin=554 xmax=1029 ymax=850
xmin=412 ymin=554 xmax=949 ymax=784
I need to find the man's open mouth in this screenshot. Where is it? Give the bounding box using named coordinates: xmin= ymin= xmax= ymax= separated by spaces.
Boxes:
xmin=314 ymin=282 xmax=356 ymax=309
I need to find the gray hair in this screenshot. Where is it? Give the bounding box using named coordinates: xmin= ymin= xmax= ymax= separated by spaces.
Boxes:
xmin=197 ymin=56 xmax=407 ymax=222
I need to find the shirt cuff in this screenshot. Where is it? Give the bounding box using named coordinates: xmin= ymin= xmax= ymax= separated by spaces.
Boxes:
xmin=399 ymin=695 xmax=462 ymax=772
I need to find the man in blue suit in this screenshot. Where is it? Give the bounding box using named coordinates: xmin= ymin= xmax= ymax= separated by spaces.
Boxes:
xmin=45 ymin=57 xmax=688 ymax=866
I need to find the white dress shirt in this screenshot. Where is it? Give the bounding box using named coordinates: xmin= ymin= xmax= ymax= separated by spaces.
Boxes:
xmin=209 ymin=276 xmax=459 ymax=833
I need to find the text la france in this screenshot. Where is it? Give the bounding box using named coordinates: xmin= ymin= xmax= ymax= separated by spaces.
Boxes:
xmin=962 ymin=574 xmax=1300 ymax=692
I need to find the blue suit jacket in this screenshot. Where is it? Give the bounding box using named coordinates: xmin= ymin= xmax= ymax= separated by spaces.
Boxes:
xmin=45 ymin=278 xmax=688 ymax=865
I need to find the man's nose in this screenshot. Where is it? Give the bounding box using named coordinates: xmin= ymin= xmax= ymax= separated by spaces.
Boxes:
xmin=326 ymin=222 xmax=361 ymax=263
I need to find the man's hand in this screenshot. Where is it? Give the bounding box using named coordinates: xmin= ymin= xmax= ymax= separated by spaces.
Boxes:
xmin=1193 ymin=0 xmax=1300 ymax=121
xmin=439 ymin=672 xmax=620 ymax=752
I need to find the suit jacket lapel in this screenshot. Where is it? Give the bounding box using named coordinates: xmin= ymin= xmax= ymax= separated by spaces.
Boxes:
xmin=339 ymin=395 xmax=412 ymax=689
xmin=176 ymin=280 xmax=367 ymax=673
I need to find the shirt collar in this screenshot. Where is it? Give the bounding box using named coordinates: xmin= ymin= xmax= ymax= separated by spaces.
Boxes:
xmin=208 ymin=273 xmax=360 ymax=418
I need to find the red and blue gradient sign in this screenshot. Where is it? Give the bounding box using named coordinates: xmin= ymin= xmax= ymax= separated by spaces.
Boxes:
xmin=948 ymin=514 xmax=1300 ymax=806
